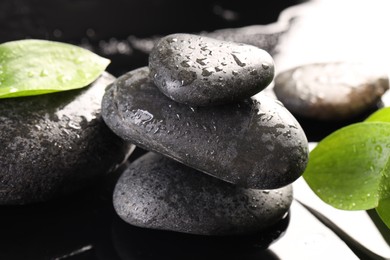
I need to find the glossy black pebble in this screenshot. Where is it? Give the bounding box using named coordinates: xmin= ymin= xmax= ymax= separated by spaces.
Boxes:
xmin=102 ymin=67 xmax=308 ymax=189
xmin=0 ymin=72 xmax=134 ymax=204
xmin=149 ymin=33 xmax=275 ymax=106
xmin=113 ymin=152 xmax=293 ymax=235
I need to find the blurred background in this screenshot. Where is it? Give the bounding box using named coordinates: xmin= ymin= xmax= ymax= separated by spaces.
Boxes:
xmin=0 ymin=0 xmax=302 ymax=77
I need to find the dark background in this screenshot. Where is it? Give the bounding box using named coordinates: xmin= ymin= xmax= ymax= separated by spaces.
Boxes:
xmin=0 ymin=0 xmax=302 ymax=77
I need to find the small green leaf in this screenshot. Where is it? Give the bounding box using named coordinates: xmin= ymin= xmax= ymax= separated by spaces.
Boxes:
xmin=303 ymin=122 xmax=390 ymax=228
xmin=0 ymin=39 xmax=110 ymax=98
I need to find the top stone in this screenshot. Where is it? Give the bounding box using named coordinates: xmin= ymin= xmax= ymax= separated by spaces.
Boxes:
xmin=149 ymin=33 xmax=275 ymax=106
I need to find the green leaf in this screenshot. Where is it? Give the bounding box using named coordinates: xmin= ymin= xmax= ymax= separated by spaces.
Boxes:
xmin=376 ymin=161 xmax=390 ymax=228
xmin=0 ymin=39 xmax=110 ymax=98
xmin=365 ymin=107 xmax=390 ymax=123
xmin=377 ymin=197 xmax=390 ymax=229
xmin=303 ymin=122 xmax=390 ymax=228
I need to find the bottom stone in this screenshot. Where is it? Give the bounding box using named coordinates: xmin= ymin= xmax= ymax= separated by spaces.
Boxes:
xmin=113 ymin=152 xmax=293 ymax=236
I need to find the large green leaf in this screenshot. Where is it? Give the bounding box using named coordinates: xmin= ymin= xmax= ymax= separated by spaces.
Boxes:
xmin=0 ymin=39 xmax=110 ymax=98
xmin=303 ymin=121 xmax=390 ymax=228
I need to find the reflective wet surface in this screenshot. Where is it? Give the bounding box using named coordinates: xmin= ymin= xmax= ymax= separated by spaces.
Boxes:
xmin=0 ymin=179 xmax=356 ymax=260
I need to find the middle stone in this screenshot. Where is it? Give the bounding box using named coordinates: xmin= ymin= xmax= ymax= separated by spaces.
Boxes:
xmin=102 ymin=67 xmax=308 ymax=189
xmin=149 ymin=33 xmax=275 ymax=106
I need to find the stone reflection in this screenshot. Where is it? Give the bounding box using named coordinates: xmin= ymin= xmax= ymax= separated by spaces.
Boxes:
xmin=110 ymin=211 xmax=290 ymax=260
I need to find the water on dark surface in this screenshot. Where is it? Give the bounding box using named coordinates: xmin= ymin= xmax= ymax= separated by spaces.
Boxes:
xmin=0 ymin=175 xmax=289 ymax=260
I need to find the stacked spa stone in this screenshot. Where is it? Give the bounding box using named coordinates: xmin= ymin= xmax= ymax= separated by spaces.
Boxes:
xmin=102 ymin=33 xmax=309 ymax=236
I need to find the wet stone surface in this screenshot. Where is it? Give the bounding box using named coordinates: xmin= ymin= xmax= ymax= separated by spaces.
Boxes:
xmin=273 ymin=62 xmax=390 ymax=121
xmin=102 ymin=67 xmax=308 ymax=189
xmin=0 ymin=72 xmax=134 ymax=204
xmin=149 ymin=33 xmax=275 ymax=106
xmin=113 ymin=152 xmax=293 ymax=236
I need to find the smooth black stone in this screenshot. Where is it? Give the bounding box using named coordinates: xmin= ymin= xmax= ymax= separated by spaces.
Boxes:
xmin=149 ymin=33 xmax=275 ymax=106
xmin=273 ymin=62 xmax=389 ymax=121
xmin=113 ymin=152 xmax=293 ymax=236
xmin=102 ymin=67 xmax=308 ymax=189
xmin=0 ymin=72 xmax=134 ymax=204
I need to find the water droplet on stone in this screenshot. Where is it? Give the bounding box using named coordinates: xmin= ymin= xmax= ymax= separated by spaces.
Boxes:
xmin=231 ymin=54 xmax=246 ymax=67
xmin=196 ymin=58 xmax=208 ymax=66
xmin=168 ymin=38 xmax=177 ymax=43
xmin=262 ymin=63 xmax=270 ymax=69
xmin=180 ymin=60 xmax=191 ymax=68
xmin=202 ymin=67 xmax=215 ymax=77
xmin=134 ymin=109 xmax=154 ymax=125
xmin=68 ymin=121 xmax=81 ymax=130
xmin=215 ymin=66 xmax=223 ymax=72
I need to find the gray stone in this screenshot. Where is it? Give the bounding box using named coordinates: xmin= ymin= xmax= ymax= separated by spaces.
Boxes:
xmin=113 ymin=152 xmax=293 ymax=236
xmin=273 ymin=62 xmax=389 ymax=121
xmin=102 ymin=67 xmax=308 ymax=189
xmin=149 ymin=33 xmax=275 ymax=106
xmin=0 ymin=72 xmax=134 ymax=204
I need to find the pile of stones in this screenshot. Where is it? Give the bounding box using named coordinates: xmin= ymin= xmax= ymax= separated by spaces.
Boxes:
xmin=102 ymin=33 xmax=309 ymax=236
